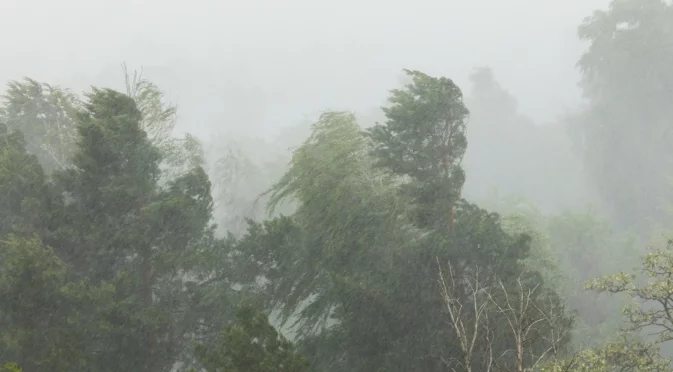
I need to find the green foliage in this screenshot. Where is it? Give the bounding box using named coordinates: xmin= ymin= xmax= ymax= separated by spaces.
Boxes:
xmin=481 ymin=190 xmax=640 ymax=348
xmin=0 ymin=235 xmax=96 ymax=372
xmin=122 ymin=63 xmax=177 ymax=150
xmin=0 ymin=124 xmax=51 ymax=238
xmin=1 ymin=363 xmax=22 ymax=372
xmin=367 ymin=69 xmax=469 ymax=228
xmin=540 ymin=338 xmax=670 ymax=372
xmin=265 ymin=111 xmax=405 ymax=335
xmin=542 ymin=237 xmax=673 ymax=372
xmin=478 ymin=191 xmax=563 ymax=286
xmin=586 ymin=240 xmax=673 ymax=345
xmin=0 ymin=78 xmax=79 ymax=173
xmin=0 ymin=61 xmax=632 ymax=372
xmin=39 ymin=87 xmax=226 ymax=372
xmin=122 ymin=63 xmax=206 ymax=183
xmin=0 ymin=73 xmax=235 ymax=371
xmin=192 ymin=304 xmax=311 ymax=372
xmin=52 ymin=87 xmax=162 ymax=280
xmin=237 ymin=99 xmax=572 ymax=371
xmin=548 ymin=209 xmax=637 ymax=346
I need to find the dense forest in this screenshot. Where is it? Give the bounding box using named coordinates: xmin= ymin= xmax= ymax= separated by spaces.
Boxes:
xmin=2 ymin=0 xmax=673 ymax=371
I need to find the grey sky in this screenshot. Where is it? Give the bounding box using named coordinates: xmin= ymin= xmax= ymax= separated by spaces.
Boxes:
xmin=1 ymin=0 xmax=609 ymax=139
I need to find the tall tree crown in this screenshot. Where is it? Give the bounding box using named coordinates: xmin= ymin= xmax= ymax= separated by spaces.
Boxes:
xmin=367 ymin=69 xmax=470 ymax=228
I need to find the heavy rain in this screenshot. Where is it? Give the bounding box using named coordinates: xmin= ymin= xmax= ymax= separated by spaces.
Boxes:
xmin=0 ymin=0 xmax=671 ymax=371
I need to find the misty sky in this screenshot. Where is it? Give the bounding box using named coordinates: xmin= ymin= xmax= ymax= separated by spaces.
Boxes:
xmin=1 ymin=0 xmax=609 ymax=139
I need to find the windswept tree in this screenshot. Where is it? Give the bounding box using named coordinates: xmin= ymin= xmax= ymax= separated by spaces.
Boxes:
xmin=50 ymin=88 xmax=222 ymax=372
xmin=121 ymin=63 xmax=206 ymax=183
xmin=1 ymin=78 xmax=80 ymax=173
xmin=0 ymin=123 xmax=92 ymax=372
xmin=366 ymin=69 xmax=469 ymax=230
xmin=0 ymin=65 xmax=206 ymax=180
xmin=230 ymin=90 xmax=569 ymax=370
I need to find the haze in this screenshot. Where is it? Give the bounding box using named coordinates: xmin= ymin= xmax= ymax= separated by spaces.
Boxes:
xmin=3 ymin=0 xmax=673 ymax=371
xmin=2 ymin=0 xmax=607 ymax=139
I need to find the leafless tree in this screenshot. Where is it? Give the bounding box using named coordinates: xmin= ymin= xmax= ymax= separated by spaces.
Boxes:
xmin=487 ymin=275 xmax=567 ymax=372
xmin=437 ymin=258 xmax=569 ymax=372
xmin=437 ymin=258 xmax=494 ymax=372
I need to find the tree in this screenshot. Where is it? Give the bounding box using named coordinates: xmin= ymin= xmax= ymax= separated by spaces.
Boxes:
xmin=546 ymin=208 xmax=637 ymax=347
xmin=0 ymin=66 xmax=207 ymax=183
xmin=192 ymin=304 xmax=312 ymax=372
xmin=52 ymin=87 xmax=163 ymax=280
xmin=478 ymin=193 xmax=563 ymax=289
xmin=49 ymin=87 xmax=221 ymax=372
xmin=0 ymin=123 xmax=100 ymax=371
xmin=572 ymin=0 xmax=673 ymax=234
xmin=540 ymin=338 xmax=670 ymax=372
xmin=366 ymin=69 xmax=469 ymax=230
xmin=0 ymin=76 xmax=237 ymax=371
xmin=586 ymin=240 xmax=673 ymax=347
xmin=539 ymin=237 xmax=673 ymax=372
xmin=1 ymin=78 xmax=79 ymax=173
xmin=481 ymin=190 xmax=641 ymax=349
xmin=437 ymin=259 xmax=572 ymax=372
xmin=0 ymin=235 xmax=102 ymax=372
xmin=237 ymin=105 xmax=569 ymax=371
xmin=0 ymin=123 xmax=52 ymax=238
xmin=265 ymin=111 xmax=405 ymax=333
xmin=121 ymin=63 xmax=206 ymax=184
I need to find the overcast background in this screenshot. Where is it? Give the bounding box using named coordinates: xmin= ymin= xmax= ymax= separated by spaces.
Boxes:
xmin=0 ymin=0 xmax=609 ymax=140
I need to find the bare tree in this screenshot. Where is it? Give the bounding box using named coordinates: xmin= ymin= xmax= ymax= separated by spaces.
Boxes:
xmin=437 ymin=258 xmax=494 ymax=372
xmin=487 ymin=275 xmax=568 ymax=372
xmin=437 ymin=258 xmax=570 ymax=372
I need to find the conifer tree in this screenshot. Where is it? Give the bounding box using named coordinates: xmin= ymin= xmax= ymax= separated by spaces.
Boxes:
xmin=366 ymin=69 xmax=469 ymax=230
xmin=51 ymin=88 xmax=218 ymax=372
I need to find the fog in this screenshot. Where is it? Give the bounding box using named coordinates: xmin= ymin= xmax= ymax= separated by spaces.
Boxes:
xmin=0 ymin=0 xmax=610 ymax=212
xmin=2 ymin=0 xmax=607 ymax=138
xmin=3 ymin=0 xmax=673 ymax=371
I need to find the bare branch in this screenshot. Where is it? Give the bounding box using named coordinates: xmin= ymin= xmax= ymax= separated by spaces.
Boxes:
xmin=438 ymin=257 xmax=494 ymax=372
xmin=439 ymin=261 xmax=568 ymax=372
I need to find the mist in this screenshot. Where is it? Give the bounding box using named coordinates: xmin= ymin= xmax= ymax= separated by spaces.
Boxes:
xmin=2 ymin=0 xmax=673 ymax=371
xmin=1 ymin=0 xmax=607 ymax=136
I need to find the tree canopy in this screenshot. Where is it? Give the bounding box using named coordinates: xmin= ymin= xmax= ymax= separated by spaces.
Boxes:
xmin=1 ymin=4 xmax=673 ymax=369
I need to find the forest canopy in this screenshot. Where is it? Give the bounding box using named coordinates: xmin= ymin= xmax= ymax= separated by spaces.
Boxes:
xmin=1 ymin=1 xmax=673 ymax=371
